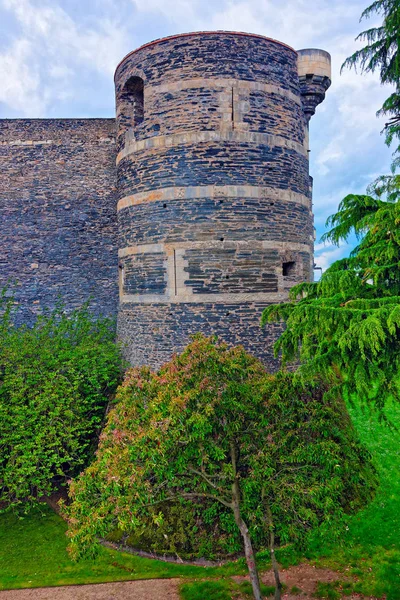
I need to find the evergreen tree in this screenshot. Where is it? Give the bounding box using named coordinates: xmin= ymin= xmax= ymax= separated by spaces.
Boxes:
xmin=262 ymin=178 xmax=400 ymax=415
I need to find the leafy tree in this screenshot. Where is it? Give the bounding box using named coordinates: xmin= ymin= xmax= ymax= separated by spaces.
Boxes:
xmin=262 ymin=176 xmax=400 ymax=414
xmin=342 ymin=0 xmax=400 ymax=160
xmin=0 ymin=300 xmax=122 ymax=510
xmin=64 ymin=336 xmax=375 ymax=600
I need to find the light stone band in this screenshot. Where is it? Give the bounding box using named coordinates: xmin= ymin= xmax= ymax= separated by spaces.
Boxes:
xmin=117 ymin=185 xmax=311 ymax=212
xmin=118 ymin=240 xmax=312 ymax=258
xmin=120 ymin=291 xmax=290 ymax=304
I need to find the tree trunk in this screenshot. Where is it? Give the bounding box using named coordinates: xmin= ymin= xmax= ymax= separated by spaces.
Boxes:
xmin=231 ymin=443 xmax=263 ymax=600
xmin=265 ymin=502 xmax=282 ymax=600
xmin=270 ymin=542 xmax=282 ymax=600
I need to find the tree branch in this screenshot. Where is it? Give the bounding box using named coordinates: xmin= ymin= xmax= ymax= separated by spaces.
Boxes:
xmin=139 ymin=491 xmax=232 ymax=510
xmin=187 ymin=467 xmax=228 ymax=493
xmin=181 ymin=492 xmax=233 ymax=509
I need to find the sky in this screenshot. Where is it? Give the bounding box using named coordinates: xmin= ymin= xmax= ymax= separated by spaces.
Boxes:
xmin=0 ymin=0 xmax=394 ymax=271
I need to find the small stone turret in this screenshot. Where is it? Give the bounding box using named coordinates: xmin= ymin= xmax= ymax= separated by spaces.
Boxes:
xmin=297 ymin=49 xmax=331 ymax=122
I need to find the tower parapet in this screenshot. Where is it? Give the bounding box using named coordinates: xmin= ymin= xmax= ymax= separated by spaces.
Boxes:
xmin=297 ymin=49 xmax=331 ymax=122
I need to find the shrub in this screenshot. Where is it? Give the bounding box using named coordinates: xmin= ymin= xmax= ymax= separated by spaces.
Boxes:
xmin=0 ymin=298 xmax=122 ymax=510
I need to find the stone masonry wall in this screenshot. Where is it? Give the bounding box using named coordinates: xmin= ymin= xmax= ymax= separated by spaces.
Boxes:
xmin=0 ymin=119 xmax=118 ymax=324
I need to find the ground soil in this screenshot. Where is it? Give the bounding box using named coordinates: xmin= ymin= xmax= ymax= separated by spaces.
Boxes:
xmin=237 ymin=563 xmax=380 ymax=599
xmin=0 ymin=563 xmax=381 ymax=600
xmin=0 ymin=579 xmax=180 ymax=600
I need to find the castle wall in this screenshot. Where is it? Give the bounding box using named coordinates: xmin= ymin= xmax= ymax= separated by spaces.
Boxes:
xmin=0 ymin=33 xmax=330 ymax=369
xmin=0 ymin=119 xmax=118 ymax=324
xmin=115 ymin=32 xmax=315 ymax=369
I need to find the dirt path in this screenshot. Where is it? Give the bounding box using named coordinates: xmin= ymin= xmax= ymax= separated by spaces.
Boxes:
xmin=0 ymin=564 xmax=380 ymax=599
xmin=0 ymin=579 xmax=180 ymax=600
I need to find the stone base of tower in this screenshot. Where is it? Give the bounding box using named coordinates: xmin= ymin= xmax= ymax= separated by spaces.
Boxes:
xmin=117 ymin=302 xmax=284 ymax=371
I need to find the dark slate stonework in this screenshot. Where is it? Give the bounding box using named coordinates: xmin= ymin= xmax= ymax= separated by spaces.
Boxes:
xmin=123 ymin=252 xmax=167 ymax=295
xmin=183 ymin=248 xmax=279 ymax=294
xmin=118 ymin=198 xmax=313 ymax=247
xmin=0 ymin=119 xmax=118 ymax=325
xmin=138 ymin=87 xmax=223 ymax=140
xmin=117 ymin=144 xmax=310 ymax=199
xmin=115 ymin=33 xmax=299 ymax=95
xmin=117 ymin=302 xmax=284 ymax=371
xmin=244 ymin=91 xmax=305 ymax=142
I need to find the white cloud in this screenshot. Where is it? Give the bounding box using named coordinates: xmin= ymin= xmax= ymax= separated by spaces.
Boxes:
xmin=0 ymin=38 xmax=44 ymax=116
xmin=314 ymin=242 xmax=351 ymax=272
xmin=131 ymin=0 xmax=204 ymax=22
xmin=3 ymin=0 xmax=128 ymax=75
xmin=128 ymin=0 xmax=393 ymax=203
xmin=0 ymin=0 xmax=133 ymax=115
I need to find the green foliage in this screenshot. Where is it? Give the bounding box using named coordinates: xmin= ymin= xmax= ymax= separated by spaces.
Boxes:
xmin=64 ymin=335 xmax=375 ymax=563
xmin=114 ymin=500 xmax=242 ymax=560
xmin=179 ymin=579 xmax=276 ymax=600
xmin=179 ymin=579 xmax=277 ymax=600
xmin=263 ymin=179 xmax=400 ymax=414
xmin=342 ymin=0 xmax=400 ymax=160
xmin=306 ymin=400 xmax=400 ymax=599
xmin=237 ymin=581 xmax=277 ymax=597
xmin=322 ymin=175 xmax=400 ymax=292
xmin=0 ymin=299 xmax=123 ymax=510
xmin=290 ymin=585 xmax=302 ymax=595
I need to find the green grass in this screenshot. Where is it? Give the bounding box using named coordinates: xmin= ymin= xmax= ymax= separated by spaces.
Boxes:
xmin=305 ymin=400 xmax=400 ymax=600
xmin=180 ymin=580 xmax=233 ymax=600
xmin=179 ymin=579 xmax=275 ymax=600
xmin=1 ymin=401 xmax=400 ymax=598
xmin=0 ymin=506 xmax=245 ymax=590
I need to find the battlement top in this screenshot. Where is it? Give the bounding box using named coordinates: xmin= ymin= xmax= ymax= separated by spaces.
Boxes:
xmin=115 ymin=30 xmax=297 ymax=78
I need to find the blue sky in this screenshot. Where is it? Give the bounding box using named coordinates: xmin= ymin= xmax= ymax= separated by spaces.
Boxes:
xmin=0 ymin=0 xmax=394 ymax=270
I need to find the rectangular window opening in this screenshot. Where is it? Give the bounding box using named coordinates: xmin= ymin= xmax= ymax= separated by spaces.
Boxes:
xmin=282 ymin=261 xmax=296 ymax=277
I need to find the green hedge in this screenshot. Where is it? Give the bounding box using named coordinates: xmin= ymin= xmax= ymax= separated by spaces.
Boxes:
xmin=0 ymin=293 xmax=123 ymax=510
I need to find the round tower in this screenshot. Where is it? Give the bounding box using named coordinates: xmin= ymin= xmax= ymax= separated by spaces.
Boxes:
xmin=115 ymin=31 xmax=331 ymax=368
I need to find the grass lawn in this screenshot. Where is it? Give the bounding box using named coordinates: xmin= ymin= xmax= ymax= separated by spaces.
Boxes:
xmin=0 ymin=506 xmax=246 ymax=590
xmin=305 ymin=400 xmax=400 ymax=599
xmin=0 ymin=401 xmax=399 ymax=598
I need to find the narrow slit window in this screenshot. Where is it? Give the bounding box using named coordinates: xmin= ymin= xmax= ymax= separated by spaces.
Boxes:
xmin=121 ymin=76 xmax=144 ymax=130
xmin=282 ymin=261 xmax=296 ymax=277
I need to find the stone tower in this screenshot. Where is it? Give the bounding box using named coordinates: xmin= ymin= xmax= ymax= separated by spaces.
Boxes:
xmin=115 ymin=32 xmax=331 ymax=368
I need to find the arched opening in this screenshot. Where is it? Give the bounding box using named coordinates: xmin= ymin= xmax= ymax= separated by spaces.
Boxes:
xmin=119 ymin=76 xmax=144 ymax=134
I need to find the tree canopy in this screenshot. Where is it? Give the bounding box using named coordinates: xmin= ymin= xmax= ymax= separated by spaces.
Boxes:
xmin=64 ymin=335 xmax=376 ymax=600
xmin=268 ymin=1 xmax=400 ymax=414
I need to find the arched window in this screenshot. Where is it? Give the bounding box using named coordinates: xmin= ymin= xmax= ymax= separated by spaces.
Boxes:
xmin=120 ymin=76 xmax=144 ymax=131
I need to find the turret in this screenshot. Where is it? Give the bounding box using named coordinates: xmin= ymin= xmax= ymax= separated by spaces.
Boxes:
xmin=114 ymin=32 xmax=331 ymax=369
xmin=297 ymin=49 xmax=331 ymax=122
